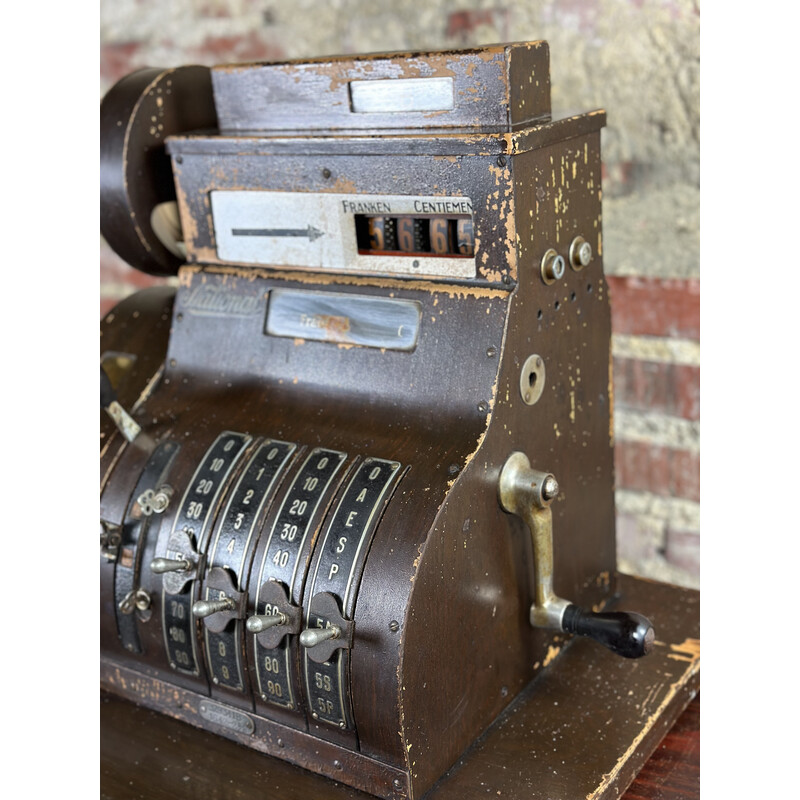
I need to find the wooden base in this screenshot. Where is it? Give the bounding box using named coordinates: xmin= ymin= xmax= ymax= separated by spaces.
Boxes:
xmin=101 ymin=574 xmax=699 ymax=800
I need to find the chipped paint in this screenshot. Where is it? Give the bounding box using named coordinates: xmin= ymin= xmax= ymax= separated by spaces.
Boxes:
xmin=543 ymin=643 xmax=561 ymax=667
xmin=177 ymin=264 xmax=509 ymax=301
xmin=587 ymin=636 xmax=699 ymax=800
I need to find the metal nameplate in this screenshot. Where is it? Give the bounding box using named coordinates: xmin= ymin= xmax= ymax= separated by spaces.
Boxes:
xmin=162 ymin=432 xmax=251 ymax=675
xmin=204 ymin=440 xmax=296 ymax=691
xmin=210 ymin=191 xmax=476 ymax=279
xmin=266 ymin=289 xmax=421 ymax=351
xmin=349 ymin=76 xmax=455 ymax=113
xmin=198 ymin=700 xmax=255 ymax=735
xmin=305 ymin=458 xmax=401 ymax=729
xmin=254 ymin=448 xmax=347 ymax=709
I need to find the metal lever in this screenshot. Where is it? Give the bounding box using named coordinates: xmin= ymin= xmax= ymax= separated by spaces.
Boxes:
xmin=299 ymin=626 xmax=341 ymax=648
xmin=150 ymin=557 xmax=192 ymax=574
xmin=498 ymin=452 xmax=654 ymax=659
xmin=193 ymin=597 xmax=236 ymax=618
xmin=101 ymin=365 xmax=142 ymax=443
xmin=246 ymin=613 xmax=287 ymax=634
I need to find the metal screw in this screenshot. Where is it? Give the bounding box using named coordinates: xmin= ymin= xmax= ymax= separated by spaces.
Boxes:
xmin=389 ymin=620 xmax=400 ymax=633
xmin=486 ymin=346 xmax=497 ymax=357
xmin=334 ymin=760 xmax=342 ymax=770
xmin=322 ymin=168 xmax=332 ymax=179
xmin=393 ymin=778 xmax=403 ymax=790
xmin=497 ymin=155 xmax=507 ymax=166
xmin=542 ymin=475 xmax=559 ymax=500
xmin=448 ymin=463 xmax=460 ymax=476
xmin=569 ymin=236 xmax=592 ymax=269
xmin=175 ymin=155 xmax=183 ymax=164
xmin=277 ymin=738 xmax=284 ymax=748
xmin=412 ymin=260 xmax=420 ymax=268
xmin=477 ymin=400 xmax=489 ymax=413
xmin=502 ymin=275 xmax=513 ymax=285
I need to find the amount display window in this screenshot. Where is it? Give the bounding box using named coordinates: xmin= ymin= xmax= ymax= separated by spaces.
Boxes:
xmin=355 ymin=215 xmax=474 ymax=258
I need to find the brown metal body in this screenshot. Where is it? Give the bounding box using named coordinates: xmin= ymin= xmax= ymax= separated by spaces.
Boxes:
xmin=100 ymin=43 xmax=618 ymax=800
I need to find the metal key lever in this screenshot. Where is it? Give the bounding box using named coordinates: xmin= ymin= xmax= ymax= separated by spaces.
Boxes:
xmin=498 ymin=451 xmax=654 ymax=659
xmin=101 ymin=365 xmax=142 ymax=443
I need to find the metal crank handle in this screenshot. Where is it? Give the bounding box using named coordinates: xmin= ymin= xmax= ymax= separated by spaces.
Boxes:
xmin=498 ymin=452 xmax=655 ymax=660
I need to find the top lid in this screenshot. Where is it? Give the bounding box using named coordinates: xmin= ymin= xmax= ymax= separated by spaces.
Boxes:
xmin=211 ymin=42 xmax=551 ymax=134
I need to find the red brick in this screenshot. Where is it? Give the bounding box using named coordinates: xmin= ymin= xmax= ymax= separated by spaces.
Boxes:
xmin=191 ymin=32 xmax=284 ymax=63
xmin=607 ymin=276 xmax=700 ymax=340
xmin=613 ymin=357 xmax=699 ymax=421
xmin=100 ymin=42 xmax=142 ymax=87
xmin=615 ymin=441 xmax=699 ymax=502
xmin=616 ymin=513 xmax=662 ymax=565
xmin=446 ymin=9 xmax=509 ymax=41
xmin=664 ymin=528 xmax=700 ymax=575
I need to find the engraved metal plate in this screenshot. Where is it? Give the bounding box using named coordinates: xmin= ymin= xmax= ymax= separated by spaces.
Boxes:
xmin=162 ymin=432 xmax=251 ymax=675
xmin=305 ymin=458 xmax=401 ymax=729
xmin=254 ymin=448 xmax=347 ymax=709
xmin=266 ymin=289 xmax=421 ymax=351
xmin=198 ymin=700 xmax=255 ymax=735
xmin=210 ymin=191 xmax=475 ymax=279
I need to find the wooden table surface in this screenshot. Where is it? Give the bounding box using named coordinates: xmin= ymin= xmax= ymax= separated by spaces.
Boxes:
xmin=100 ymin=692 xmax=699 ymax=799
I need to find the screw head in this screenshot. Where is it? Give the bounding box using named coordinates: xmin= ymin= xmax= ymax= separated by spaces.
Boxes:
xmin=542 ymin=475 xmax=559 ymax=500
xmin=569 ymin=236 xmax=593 ymax=269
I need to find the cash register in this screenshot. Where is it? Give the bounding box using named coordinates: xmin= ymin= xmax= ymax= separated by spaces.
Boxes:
xmin=100 ymin=42 xmax=699 ymax=800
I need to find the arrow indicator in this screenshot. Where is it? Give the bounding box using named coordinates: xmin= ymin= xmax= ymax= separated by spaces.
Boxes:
xmin=232 ymin=225 xmax=325 ymax=242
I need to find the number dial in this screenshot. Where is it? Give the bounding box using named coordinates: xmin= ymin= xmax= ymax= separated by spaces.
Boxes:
xmin=253 ymin=448 xmax=347 ymax=710
xmin=202 ymin=440 xmax=296 ymax=692
xmin=304 ymin=458 xmax=401 ymax=729
xmin=115 ymin=440 xmax=179 ymax=653
xmin=161 ymin=432 xmax=250 ymax=675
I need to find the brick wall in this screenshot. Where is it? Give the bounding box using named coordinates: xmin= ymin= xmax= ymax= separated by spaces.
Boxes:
xmin=100 ymin=0 xmax=700 ymax=588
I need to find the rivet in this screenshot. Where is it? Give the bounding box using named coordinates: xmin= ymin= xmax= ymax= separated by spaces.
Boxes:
xmin=175 ymin=155 xmax=183 ymax=164
xmin=412 ymin=260 xmax=420 ymax=268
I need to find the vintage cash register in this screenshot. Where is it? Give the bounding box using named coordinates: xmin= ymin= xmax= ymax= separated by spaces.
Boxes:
xmin=100 ymin=43 xmax=699 ymax=800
